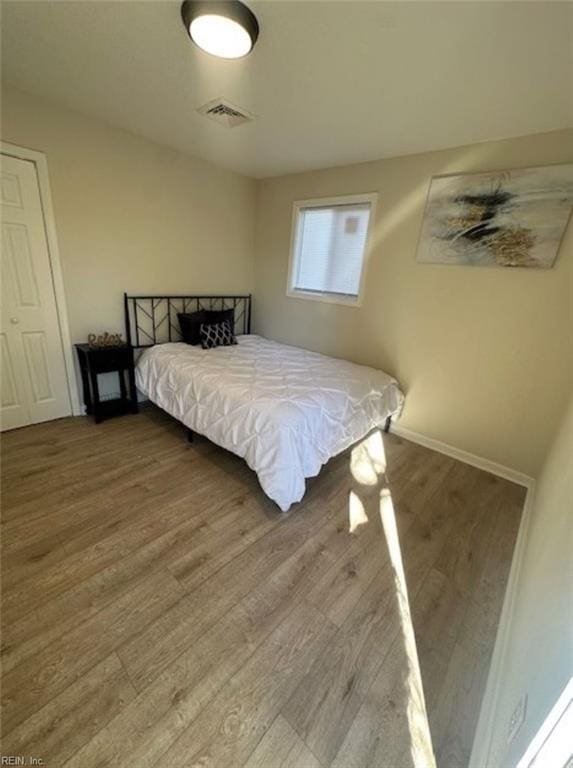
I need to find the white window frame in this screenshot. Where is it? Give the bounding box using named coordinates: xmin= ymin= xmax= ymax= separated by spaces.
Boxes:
xmin=286 ymin=192 xmax=378 ymax=307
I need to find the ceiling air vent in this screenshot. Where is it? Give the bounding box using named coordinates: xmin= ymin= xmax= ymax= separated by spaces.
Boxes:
xmin=197 ymin=98 xmax=253 ymax=128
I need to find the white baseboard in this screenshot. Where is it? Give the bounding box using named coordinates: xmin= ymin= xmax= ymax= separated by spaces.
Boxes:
xmin=468 ymin=482 xmax=536 ymax=767
xmin=389 ymin=423 xmax=535 ymax=489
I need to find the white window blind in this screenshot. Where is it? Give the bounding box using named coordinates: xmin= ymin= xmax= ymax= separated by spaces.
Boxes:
xmin=289 ymin=198 xmax=373 ymax=302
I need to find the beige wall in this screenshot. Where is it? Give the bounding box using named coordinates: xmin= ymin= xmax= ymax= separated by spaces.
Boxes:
xmin=1 ymin=87 xmax=256 ymax=399
xmin=254 ymin=130 xmax=573 ymax=477
xmin=479 ymin=391 xmax=573 ymax=766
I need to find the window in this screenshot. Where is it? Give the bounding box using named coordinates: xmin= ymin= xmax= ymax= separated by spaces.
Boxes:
xmin=287 ymin=193 xmax=377 ymax=305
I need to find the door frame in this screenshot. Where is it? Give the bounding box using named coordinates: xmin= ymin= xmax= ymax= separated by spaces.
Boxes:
xmin=1 ymin=141 xmax=80 ymax=417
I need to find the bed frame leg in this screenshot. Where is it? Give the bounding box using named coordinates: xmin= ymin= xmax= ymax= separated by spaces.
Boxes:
xmin=383 ymin=416 xmax=392 ymax=434
xmin=187 ymin=428 xmax=194 ymax=443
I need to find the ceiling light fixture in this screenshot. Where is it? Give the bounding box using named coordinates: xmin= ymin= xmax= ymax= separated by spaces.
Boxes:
xmin=181 ymin=1 xmax=259 ymax=59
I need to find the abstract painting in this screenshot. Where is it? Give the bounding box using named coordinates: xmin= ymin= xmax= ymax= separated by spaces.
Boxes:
xmin=416 ymin=164 xmax=573 ymax=268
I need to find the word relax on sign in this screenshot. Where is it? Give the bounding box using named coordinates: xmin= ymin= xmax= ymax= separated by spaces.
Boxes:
xmin=87 ymin=332 xmax=125 ymax=349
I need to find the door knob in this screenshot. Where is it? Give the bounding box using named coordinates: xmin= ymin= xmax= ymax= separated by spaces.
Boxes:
xmin=9 ymin=317 xmax=20 ymax=324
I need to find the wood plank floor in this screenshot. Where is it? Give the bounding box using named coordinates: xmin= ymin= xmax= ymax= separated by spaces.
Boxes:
xmin=0 ymin=406 xmax=525 ymax=767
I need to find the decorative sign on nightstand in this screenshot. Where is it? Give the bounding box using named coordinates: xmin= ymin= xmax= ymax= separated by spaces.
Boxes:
xmin=87 ymin=332 xmax=125 ymax=349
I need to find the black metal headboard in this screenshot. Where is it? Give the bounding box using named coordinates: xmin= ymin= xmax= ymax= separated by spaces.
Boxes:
xmin=124 ymin=293 xmax=252 ymax=348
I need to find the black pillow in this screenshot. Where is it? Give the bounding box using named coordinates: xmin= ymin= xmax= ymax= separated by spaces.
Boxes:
xmin=200 ymin=320 xmax=237 ymax=349
xmin=178 ymin=309 xmax=234 ymax=345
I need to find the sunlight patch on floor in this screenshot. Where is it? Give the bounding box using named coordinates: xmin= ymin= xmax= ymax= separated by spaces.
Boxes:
xmin=348 ymin=428 xmax=436 ymax=766
xmin=348 ymin=490 xmax=369 ymax=533
xmin=350 ymin=430 xmax=387 ymax=486
xmin=380 ymin=487 xmax=437 ymax=768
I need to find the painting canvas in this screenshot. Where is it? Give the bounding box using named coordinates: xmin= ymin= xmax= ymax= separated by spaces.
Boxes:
xmin=416 ymin=164 xmax=573 ymax=268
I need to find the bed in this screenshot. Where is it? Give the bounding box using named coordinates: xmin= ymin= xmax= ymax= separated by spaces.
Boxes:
xmin=126 ymin=294 xmax=404 ymax=511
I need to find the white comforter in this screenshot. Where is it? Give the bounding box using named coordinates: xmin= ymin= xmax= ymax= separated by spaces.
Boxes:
xmin=136 ymin=335 xmax=404 ymax=511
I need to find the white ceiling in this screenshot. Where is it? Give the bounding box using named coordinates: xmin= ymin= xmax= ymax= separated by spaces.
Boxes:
xmin=2 ymin=1 xmax=572 ymax=178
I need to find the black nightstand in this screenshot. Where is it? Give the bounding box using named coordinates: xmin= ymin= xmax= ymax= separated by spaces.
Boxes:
xmin=75 ymin=344 xmax=138 ymax=424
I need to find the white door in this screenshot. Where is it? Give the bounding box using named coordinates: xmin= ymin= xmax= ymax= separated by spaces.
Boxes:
xmin=1 ymin=153 xmax=71 ymax=430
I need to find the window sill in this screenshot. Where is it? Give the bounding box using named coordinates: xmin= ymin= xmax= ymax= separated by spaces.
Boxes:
xmin=286 ymin=289 xmax=362 ymax=307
